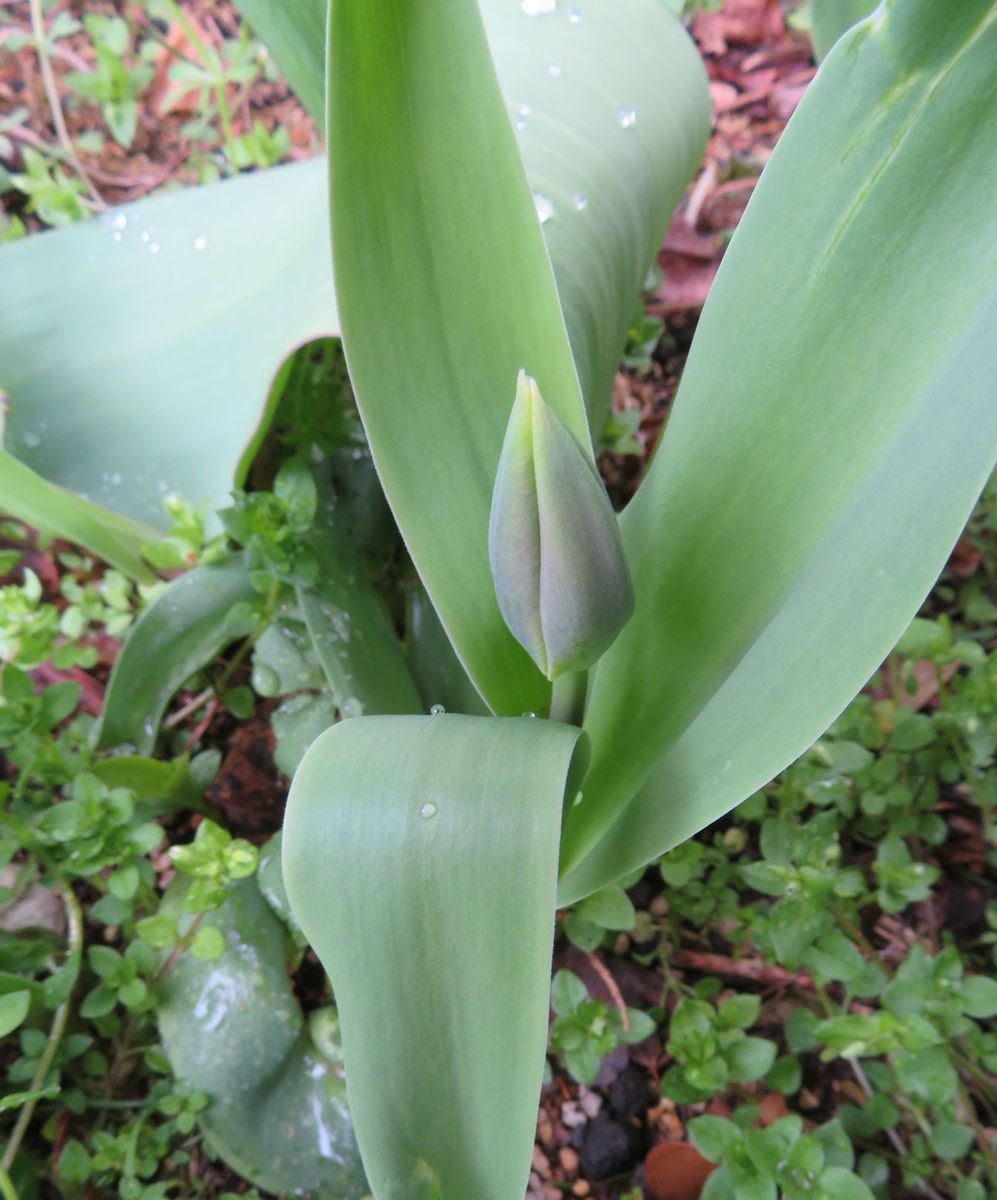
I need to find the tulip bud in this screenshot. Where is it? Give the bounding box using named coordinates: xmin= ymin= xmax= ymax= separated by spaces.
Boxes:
xmin=489 ymin=371 xmax=635 ymax=681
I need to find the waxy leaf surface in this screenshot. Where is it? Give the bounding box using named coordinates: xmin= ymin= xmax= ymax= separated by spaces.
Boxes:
xmin=560 ymin=0 xmax=997 ymax=898
xmin=810 ymin=0 xmax=880 ymax=58
xmin=283 ymin=714 xmax=583 ymax=1200
xmin=297 ymin=528 xmax=423 ymax=718
xmin=325 ymin=0 xmax=707 ymax=716
xmin=2 ymin=1 xmax=705 ymax=592
xmin=95 ymin=557 xmax=256 ymax=754
xmin=0 ymin=450 xmax=158 ymax=583
xmin=157 ymin=875 xmax=367 ymax=1198
xmin=0 ymin=159 xmax=336 ymax=529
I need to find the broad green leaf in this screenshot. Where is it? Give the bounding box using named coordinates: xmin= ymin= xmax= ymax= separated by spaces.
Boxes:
xmin=0 ymin=158 xmax=337 ymax=529
xmin=297 ymin=527 xmax=423 ymax=718
xmin=283 ymin=715 xmax=583 ymax=1200
xmin=237 ymin=0 xmax=707 ymax=433
xmin=4 ymin=2 xmax=704 ymax=566
xmin=95 ymin=557 xmax=256 ymax=754
xmin=810 ymin=0 xmax=880 ymax=58
xmin=0 ymin=448 xmax=158 ymax=583
xmin=405 ymin=585 xmax=489 ymax=717
xmin=559 ymin=0 xmax=997 ymax=897
xmin=157 ymin=876 xmax=367 ymax=1198
xmin=481 ymin=0 xmax=708 ymax=429
xmin=327 ymin=0 xmax=707 ymax=716
xmin=231 ymin=0 xmax=327 ymax=130
xmin=327 ymin=0 xmax=587 ymax=717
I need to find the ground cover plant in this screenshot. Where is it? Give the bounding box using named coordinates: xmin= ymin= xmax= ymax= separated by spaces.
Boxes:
xmin=1 ymin=2 xmax=995 ymax=1199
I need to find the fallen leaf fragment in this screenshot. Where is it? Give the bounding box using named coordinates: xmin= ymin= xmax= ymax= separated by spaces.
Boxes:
xmin=644 ymin=1140 xmax=716 ymax=1200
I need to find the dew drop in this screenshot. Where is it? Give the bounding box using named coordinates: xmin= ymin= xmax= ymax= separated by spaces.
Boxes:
xmin=519 ymin=103 xmax=532 ymax=116
xmin=112 ymin=232 xmax=122 ymax=242
xmin=521 ymin=0 xmax=556 ymax=14
xmin=521 ymin=711 xmax=537 ymax=719
xmin=571 ymin=193 xmax=588 ymax=211
xmin=140 ymin=231 xmax=150 ymax=243
xmin=515 ymin=119 xmax=527 ymax=132
xmin=22 ymin=430 xmax=42 ymax=449
xmin=149 ymin=242 xmax=160 ymax=255
xmin=193 ymin=234 xmax=208 ymax=251
xmin=547 ymin=61 xmax=563 ymax=78
xmin=533 ymin=191 xmax=555 ymax=224
xmin=429 ymin=703 xmax=446 ymax=716
xmin=419 ymin=801 xmax=438 ymax=820
xmin=568 ymin=6 xmax=582 ymax=22
xmin=617 ymin=106 xmax=638 ymax=129
xmin=111 ymin=212 xmax=127 ymax=230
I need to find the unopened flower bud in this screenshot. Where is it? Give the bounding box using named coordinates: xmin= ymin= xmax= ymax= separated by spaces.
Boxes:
xmin=488 ymin=371 xmax=634 ymax=681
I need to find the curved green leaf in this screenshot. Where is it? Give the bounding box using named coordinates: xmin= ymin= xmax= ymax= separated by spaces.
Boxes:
xmin=405 ymin=586 xmax=489 ymax=717
xmin=283 ymin=714 xmax=583 ymax=1200
xmin=3 ymin=2 xmax=704 ymax=566
xmin=327 ymin=0 xmax=706 ymax=717
xmin=95 ymin=557 xmax=256 ymax=753
xmin=157 ymin=875 xmax=367 ymax=1198
xmin=559 ymin=0 xmax=997 ymax=894
xmin=327 ymin=0 xmax=589 ymax=717
xmin=330 ymin=0 xmax=705 ymax=717
xmin=231 ymin=0 xmax=327 ymax=130
xmin=236 ymin=0 xmax=707 ymax=434
xmin=297 ymin=528 xmax=423 ymax=718
xmin=0 ymin=159 xmax=337 ymax=529
xmin=810 ymin=0 xmax=879 ymax=58
xmin=0 ymin=448 xmax=158 ymax=584
xmin=482 ymin=0 xmax=708 ymax=429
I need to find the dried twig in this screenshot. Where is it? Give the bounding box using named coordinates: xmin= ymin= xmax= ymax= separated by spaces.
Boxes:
xmin=671 ymin=948 xmax=812 ymax=991
xmin=27 ymin=0 xmax=103 ymax=208
xmin=586 ymin=953 xmax=629 ymax=1032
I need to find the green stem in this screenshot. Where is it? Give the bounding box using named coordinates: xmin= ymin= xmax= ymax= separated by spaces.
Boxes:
xmin=155 ymin=0 xmax=240 ymax=162
xmin=163 ymin=578 xmax=279 ymax=728
xmin=549 ymin=670 xmax=587 ymax=726
xmin=0 ymin=1166 xmax=18 ymax=1200
xmin=150 ymin=911 xmax=206 ymax=989
xmin=1 ymin=884 xmax=83 ymax=1173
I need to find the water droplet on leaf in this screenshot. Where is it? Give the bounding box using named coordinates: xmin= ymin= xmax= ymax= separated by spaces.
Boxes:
xmin=419 ymin=801 xmax=438 ymax=820
xmin=617 ymin=107 xmax=637 ymax=128
xmin=429 ymin=704 xmax=446 ymax=716
xmin=533 ymin=191 xmax=555 ymax=224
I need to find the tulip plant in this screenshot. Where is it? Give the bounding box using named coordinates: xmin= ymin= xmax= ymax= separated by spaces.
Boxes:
xmin=2 ymin=1 xmax=996 ymax=1198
